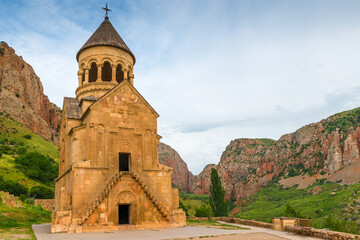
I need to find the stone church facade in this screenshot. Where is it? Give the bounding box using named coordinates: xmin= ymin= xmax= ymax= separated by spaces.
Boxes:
xmin=51 ymin=15 xmax=186 ymax=233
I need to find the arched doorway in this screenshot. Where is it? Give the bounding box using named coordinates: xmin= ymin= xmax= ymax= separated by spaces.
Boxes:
xmin=116 ymin=190 xmax=137 ymax=225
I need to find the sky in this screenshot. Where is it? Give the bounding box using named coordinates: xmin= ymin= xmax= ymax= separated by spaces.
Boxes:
xmin=2 ymin=0 xmax=360 ymax=174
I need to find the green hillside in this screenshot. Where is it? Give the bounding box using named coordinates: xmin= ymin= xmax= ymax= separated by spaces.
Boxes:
xmin=0 ymin=112 xmax=59 ymax=192
xmin=0 ymin=113 xmax=58 ymax=239
xmin=235 ymin=180 xmax=360 ymax=234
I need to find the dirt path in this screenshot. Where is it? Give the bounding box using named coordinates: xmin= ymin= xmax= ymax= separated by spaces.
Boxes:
xmin=33 ymin=223 xmax=322 ymax=240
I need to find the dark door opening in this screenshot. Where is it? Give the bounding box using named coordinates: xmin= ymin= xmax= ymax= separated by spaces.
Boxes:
xmin=119 ymin=153 xmax=130 ymax=172
xmin=118 ymin=204 xmax=129 ymax=224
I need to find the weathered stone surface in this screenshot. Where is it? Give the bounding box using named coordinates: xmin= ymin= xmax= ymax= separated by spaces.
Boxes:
xmin=158 ymin=143 xmax=194 ymax=192
xmin=0 ymin=42 xmax=61 ymax=145
xmin=286 ymin=225 xmax=360 ymax=240
xmin=35 ymin=199 xmax=55 ymax=211
xmin=52 ymin=17 xmax=185 ymax=233
xmin=0 ymin=191 xmax=22 ymax=208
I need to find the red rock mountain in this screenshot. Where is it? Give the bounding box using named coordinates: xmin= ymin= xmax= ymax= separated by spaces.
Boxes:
xmin=193 ymin=108 xmax=360 ymax=201
xmin=0 ymin=42 xmax=61 ymax=145
xmin=158 ymin=142 xmax=195 ymax=192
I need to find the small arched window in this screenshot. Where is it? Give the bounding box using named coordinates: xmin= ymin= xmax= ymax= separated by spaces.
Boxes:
xmin=89 ymin=62 xmax=97 ymax=82
xmin=102 ymin=61 xmax=112 ymax=82
xmin=116 ymin=64 xmax=124 ymax=83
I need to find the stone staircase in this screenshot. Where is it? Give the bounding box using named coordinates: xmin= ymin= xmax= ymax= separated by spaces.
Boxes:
xmin=78 ymin=171 xmax=170 ymax=225
xmin=130 ymin=171 xmax=170 ymax=221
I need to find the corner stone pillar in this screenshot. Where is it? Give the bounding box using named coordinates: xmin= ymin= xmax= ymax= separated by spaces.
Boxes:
xmin=84 ymin=69 xmax=89 ymax=84
xmin=78 ymin=71 xmax=83 ymax=86
xmin=97 ymin=64 xmax=102 ymax=82
xmin=111 ymin=65 xmax=116 ymax=83
xmin=124 ymin=69 xmax=128 ymax=81
xmin=128 ymin=70 xmax=134 ymax=85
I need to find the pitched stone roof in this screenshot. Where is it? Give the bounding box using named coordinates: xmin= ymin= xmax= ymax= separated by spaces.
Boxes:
xmin=82 ymin=95 xmax=98 ymax=101
xmin=76 ymin=17 xmax=135 ymax=63
xmin=64 ymin=97 xmax=82 ymax=119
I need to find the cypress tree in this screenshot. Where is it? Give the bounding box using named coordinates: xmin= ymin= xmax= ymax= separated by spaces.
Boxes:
xmin=209 ymin=168 xmax=228 ymax=217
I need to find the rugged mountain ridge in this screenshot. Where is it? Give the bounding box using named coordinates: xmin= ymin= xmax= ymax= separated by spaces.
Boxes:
xmin=158 ymin=142 xmax=195 ymax=192
xmin=0 ymin=42 xmax=61 ymax=145
xmin=193 ymin=108 xmax=360 ymax=201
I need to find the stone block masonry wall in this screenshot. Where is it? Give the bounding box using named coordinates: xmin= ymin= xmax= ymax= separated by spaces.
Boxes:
xmin=35 ymin=199 xmax=55 ymax=211
xmin=187 ymin=216 xmax=211 ymax=221
xmin=286 ymin=226 xmax=360 ymax=240
xmin=186 ymin=216 xmax=273 ymax=229
xmin=0 ymin=191 xmax=22 ymax=208
xmin=214 ymin=217 xmax=273 ymax=229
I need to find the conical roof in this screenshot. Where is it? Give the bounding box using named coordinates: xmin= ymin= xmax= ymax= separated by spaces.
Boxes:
xmin=77 ymin=17 xmax=135 ymax=63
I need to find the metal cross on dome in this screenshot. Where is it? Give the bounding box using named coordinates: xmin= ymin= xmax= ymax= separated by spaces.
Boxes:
xmin=102 ymin=3 xmax=112 ymax=18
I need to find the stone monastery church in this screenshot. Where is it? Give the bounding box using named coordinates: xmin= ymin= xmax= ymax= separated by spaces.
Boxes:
xmin=51 ymin=11 xmax=186 ymax=233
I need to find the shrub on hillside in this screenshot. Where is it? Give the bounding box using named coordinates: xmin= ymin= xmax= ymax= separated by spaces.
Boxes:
xmin=179 ymin=200 xmax=189 ymax=216
xmin=0 ymin=145 xmax=12 ymax=154
xmin=23 ymin=135 xmax=31 ymax=139
xmin=15 ymin=146 xmax=27 ymax=155
xmin=29 ymin=186 xmax=54 ymax=199
xmin=0 ymin=179 xmax=28 ymax=196
xmin=195 ymin=204 xmax=213 ymax=217
xmin=324 ymin=216 xmax=360 ymax=235
xmin=15 ymin=152 xmax=58 ymax=184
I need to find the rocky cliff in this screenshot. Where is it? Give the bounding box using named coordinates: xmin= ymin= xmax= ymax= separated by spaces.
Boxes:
xmin=0 ymin=42 xmax=61 ymax=145
xmin=158 ymin=142 xmax=195 ymax=192
xmin=193 ymin=108 xmax=360 ymax=201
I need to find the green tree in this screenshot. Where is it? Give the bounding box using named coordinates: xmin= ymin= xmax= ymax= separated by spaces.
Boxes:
xmin=179 ymin=199 xmax=189 ymax=216
xmin=283 ymin=203 xmax=306 ymax=218
xmin=0 ymin=180 xmax=28 ymax=196
xmin=195 ymin=204 xmax=213 ymax=217
xmin=15 ymin=152 xmax=58 ymax=184
xmin=209 ymin=168 xmax=228 ymax=216
xmin=29 ymin=186 xmax=54 ymax=199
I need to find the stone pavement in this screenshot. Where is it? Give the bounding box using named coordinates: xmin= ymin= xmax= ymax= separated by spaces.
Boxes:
xmin=32 ymin=223 xmax=322 ymax=240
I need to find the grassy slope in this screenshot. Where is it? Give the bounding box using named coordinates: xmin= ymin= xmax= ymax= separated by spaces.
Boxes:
xmin=0 ymin=200 xmax=51 ymax=240
xmin=0 ymin=113 xmax=59 ymax=188
xmin=235 ymin=180 xmax=360 ymax=230
xmin=0 ymin=114 xmax=57 ymax=238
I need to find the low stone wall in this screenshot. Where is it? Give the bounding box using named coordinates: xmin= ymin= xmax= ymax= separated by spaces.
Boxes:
xmin=286 ymin=226 xmax=360 ymax=240
xmin=214 ymin=217 xmax=273 ymax=229
xmin=186 ymin=216 xmax=211 ymax=221
xmin=35 ymin=199 xmax=55 ymax=211
xmin=187 ymin=216 xmax=360 ymax=239
xmin=0 ymin=191 xmax=22 ymax=208
xmin=186 ymin=216 xmax=273 ymax=229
